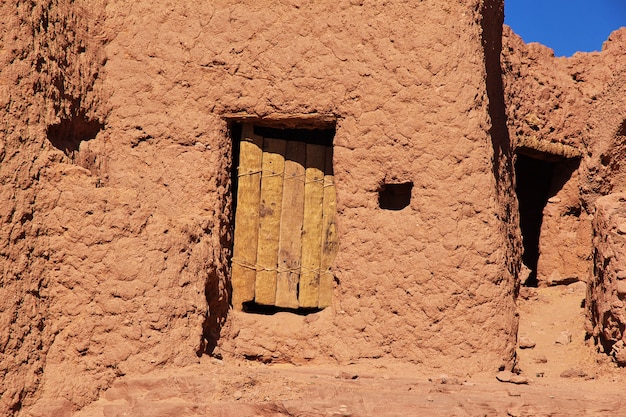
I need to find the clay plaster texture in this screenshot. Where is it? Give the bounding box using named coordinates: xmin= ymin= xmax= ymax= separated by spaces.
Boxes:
xmin=501 ymin=27 xmax=626 ymax=287
xmin=0 ymin=0 xmax=522 ymax=413
xmin=502 ymin=25 xmax=626 ymax=373
xmin=582 ymin=29 xmax=626 ymax=368
xmin=587 ymin=193 xmax=626 ymax=366
xmin=4 ymin=0 xmax=626 ymax=415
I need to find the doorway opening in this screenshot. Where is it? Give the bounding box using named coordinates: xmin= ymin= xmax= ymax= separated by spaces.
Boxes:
xmin=230 ymin=122 xmax=338 ymax=312
xmin=515 ymin=154 xmax=553 ymax=286
xmin=515 ymin=152 xmax=580 ymax=286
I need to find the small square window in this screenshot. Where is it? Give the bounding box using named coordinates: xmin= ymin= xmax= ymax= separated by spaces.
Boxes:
xmin=378 ymin=182 xmax=413 ymax=210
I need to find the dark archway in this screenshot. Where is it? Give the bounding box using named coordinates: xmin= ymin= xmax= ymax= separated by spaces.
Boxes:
xmin=515 ymin=152 xmax=580 ymax=286
xmin=515 ymin=154 xmax=553 ymax=286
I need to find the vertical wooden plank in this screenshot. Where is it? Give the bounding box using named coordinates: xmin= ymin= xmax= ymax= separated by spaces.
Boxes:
xmin=254 ymin=138 xmax=286 ymax=305
xmin=318 ymin=145 xmax=337 ymax=308
xmin=231 ymin=124 xmax=263 ymax=309
xmin=275 ymin=141 xmax=306 ymax=308
xmin=299 ymin=143 xmax=325 ymax=308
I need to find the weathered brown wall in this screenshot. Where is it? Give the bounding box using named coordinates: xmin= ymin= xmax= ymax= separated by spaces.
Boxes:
xmin=579 ymin=29 xmax=626 ymax=207
xmin=0 ymin=0 xmax=527 ymax=414
xmin=0 ymin=1 xmax=108 ymax=413
xmin=0 ymin=1 xmax=228 ymax=414
xmin=502 ymin=25 xmax=626 ymax=364
xmin=214 ymin=0 xmax=520 ymax=372
xmin=582 ymin=29 xmax=626 ymax=365
xmin=587 ymin=193 xmax=626 ymax=365
xmin=501 ymin=28 xmax=593 ymax=286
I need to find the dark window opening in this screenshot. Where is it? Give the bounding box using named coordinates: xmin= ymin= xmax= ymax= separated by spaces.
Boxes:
xmin=378 ymin=182 xmax=413 ymax=210
xmin=515 ymin=154 xmax=552 ymax=286
xmin=242 ymin=301 xmax=321 ymax=316
xmin=253 ymin=125 xmax=335 ymax=146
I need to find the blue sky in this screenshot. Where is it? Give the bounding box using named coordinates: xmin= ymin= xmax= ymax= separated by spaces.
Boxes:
xmin=504 ymin=0 xmax=626 ymax=57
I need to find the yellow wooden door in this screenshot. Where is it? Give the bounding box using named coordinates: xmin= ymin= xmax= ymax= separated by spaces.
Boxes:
xmin=231 ymin=124 xmax=337 ymax=310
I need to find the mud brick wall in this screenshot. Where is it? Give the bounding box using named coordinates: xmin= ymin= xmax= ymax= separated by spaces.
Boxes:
xmin=587 ymin=193 xmax=626 ymax=365
xmin=0 ymin=0 xmax=526 ymax=414
xmin=583 ymin=30 xmax=626 ymax=364
xmin=501 ymin=28 xmax=626 ymax=288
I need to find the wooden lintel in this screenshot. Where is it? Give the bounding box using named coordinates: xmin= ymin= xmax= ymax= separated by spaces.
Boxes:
xmin=224 ymin=113 xmax=337 ymax=129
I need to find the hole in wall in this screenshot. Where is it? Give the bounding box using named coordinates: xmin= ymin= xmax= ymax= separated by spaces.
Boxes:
xmin=46 ymin=109 xmax=103 ymax=157
xmin=378 ymin=182 xmax=413 ymax=210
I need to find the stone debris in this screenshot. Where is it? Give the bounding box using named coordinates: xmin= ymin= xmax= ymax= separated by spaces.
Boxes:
xmin=559 ymin=369 xmax=587 ymax=379
xmin=555 ymin=331 xmax=572 ymax=345
xmin=496 ymin=371 xmax=531 ymax=385
xmin=336 ymin=372 xmax=359 ymax=380
xmin=518 ymin=286 xmax=539 ymax=301
xmin=610 ymin=340 xmax=626 ymax=366
xmin=430 ymin=374 xmax=463 ymax=385
xmin=518 ymin=336 xmax=536 ymax=349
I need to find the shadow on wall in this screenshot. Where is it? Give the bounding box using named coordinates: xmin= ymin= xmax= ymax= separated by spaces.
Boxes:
xmin=619 ymin=120 xmax=626 ymax=137
xmin=202 ymin=255 xmax=231 ymax=356
xmin=200 ymin=123 xmax=237 ymax=356
xmin=481 ymin=0 xmax=521 ymax=304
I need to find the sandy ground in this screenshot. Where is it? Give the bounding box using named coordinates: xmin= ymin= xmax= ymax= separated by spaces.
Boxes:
xmin=65 ymin=283 xmax=626 ymax=417
xmin=516 ymin=282 xmax=616 ymax=381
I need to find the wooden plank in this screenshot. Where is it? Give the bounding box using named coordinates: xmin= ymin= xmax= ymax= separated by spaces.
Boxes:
xmin=231 ymin=124 xmax=263 ymax=309
xmin=275 ymin=141 xmax=306 ymax=308
xmin=254 ymin=138 xmax=286 ymax=305
xmin=318 ymin=145 xmax=337 ymax=308
xmin=299 ymin=143 xmax=325 ymax=308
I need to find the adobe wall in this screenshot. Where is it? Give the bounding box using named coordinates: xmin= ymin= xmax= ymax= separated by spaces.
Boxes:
xmin=578 ymin=29 xmax=626 ymax=205
xmin=582 ymin=30 xmax=626 ymax=364
xmin=503 ymin=26 xmax=626 ymax=364
xmin=210 ymin=0 xmax=519 ymax=373
xmin=0 ymin=1 xmax=110 ymax=414
xmin=501 ymin=27 xmax=626 ymax=288
xmin=501 ymin=28 xmax=588 ymax=286
xmin=587 ymin=193 xmax=626 ymax=365
xmin=0 ymin=0 xmax=523 ymax=414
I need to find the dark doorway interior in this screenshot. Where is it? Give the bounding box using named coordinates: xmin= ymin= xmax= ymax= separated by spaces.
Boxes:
xmin=515 ymin=152 xmax=580 ymax=286
xmin=515 ymin=154 xmax=555 ymax=286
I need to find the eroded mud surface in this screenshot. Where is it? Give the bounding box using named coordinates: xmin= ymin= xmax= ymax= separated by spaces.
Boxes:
xmin=61 ymin=284 xmax=626 ymax=417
